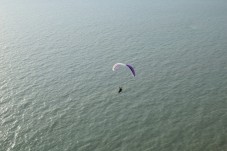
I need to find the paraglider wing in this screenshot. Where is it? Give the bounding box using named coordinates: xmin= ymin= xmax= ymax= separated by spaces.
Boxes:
xmin=112 ymin=63 xmax=135 ymax=77
xmin=126 ymin=64 xmax=135 ymax=77
xmin=112 ymin=63 xmax=126 ymax=71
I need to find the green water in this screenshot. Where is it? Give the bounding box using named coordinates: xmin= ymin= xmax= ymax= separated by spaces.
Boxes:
xmin=0 ymin=0 xmax=227 ymax=150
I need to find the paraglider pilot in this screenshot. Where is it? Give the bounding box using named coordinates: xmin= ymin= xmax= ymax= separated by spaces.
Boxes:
xmin=118 ymin=87 xmax=122 ymax=93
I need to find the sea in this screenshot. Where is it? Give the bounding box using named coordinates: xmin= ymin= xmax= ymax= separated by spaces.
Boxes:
xmin=0 ymin=0 xmax=227 ymax=151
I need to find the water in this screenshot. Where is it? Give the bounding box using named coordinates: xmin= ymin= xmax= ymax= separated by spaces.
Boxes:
xmin=1 ymin=0 xmax=227 ymax=150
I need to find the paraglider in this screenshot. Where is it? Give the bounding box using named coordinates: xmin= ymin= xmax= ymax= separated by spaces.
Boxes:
xmin=112 ymin=63 xmax=135 ymax=93
xmin=112 ymin=63 xmax=135 ymax=77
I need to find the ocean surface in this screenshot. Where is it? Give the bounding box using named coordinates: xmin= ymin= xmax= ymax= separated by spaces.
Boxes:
xmin=0 ymin=0 xmax=227 ymax=151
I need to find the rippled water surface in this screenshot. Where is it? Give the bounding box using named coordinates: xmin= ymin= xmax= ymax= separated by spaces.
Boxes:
xmin=0 ymin=0 xmax=227 ymax=151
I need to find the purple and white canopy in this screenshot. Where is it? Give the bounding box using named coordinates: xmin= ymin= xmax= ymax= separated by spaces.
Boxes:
xmin=112 ymin=63 xmax=135 ymax=77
